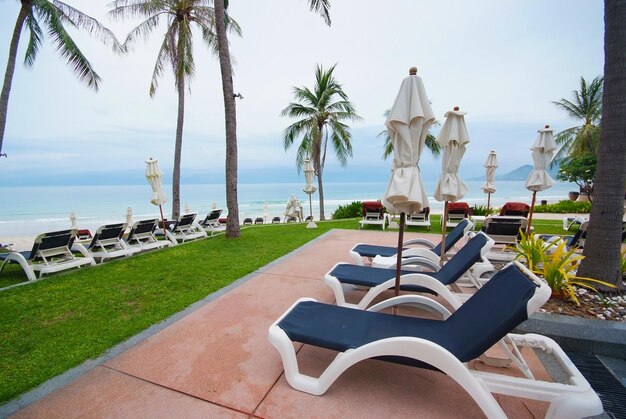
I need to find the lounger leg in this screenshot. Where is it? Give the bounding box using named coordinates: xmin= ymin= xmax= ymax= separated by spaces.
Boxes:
xmin=1 ymin=253 xmax=36 ymax=281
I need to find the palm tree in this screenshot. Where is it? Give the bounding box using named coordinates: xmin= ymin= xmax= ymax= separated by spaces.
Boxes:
xmin=0 ymin=0 xmax=121 ymax=157
xmin=282 ymin=64 xmax=361 ymax=220
xmin=109 ymin=0 xmax=241 ymax=221
xmin=577 ymin=0 xmax=626 ymax=289
xmin=552 ymin=76 xmax=603 ymax=163
xmin=213 ymin=0 xmax=331 ymax=237
xmin=379 ymin=110 xmax=441 ymax=159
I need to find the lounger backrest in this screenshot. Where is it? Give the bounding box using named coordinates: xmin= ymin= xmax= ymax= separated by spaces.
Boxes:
xmin=129 ymin=219 xmax=157 ymax=237
xmin=447 ymin=202 xmax=470 ymax=216
xmin=203 ymin=209 xmax=222 ymax=224
xmin=176 ymin=213 xmax=197 ymax=228
xmin=436 ymin=233 xmax=487 ymax=285
xmin=499 ymin=202 xmax=530 ymax=217
xmin=29 ymin=230 xmax=75 ymax=261
xmin=362 ymin=201 xmax=384 ymax=218
xmin=89 ymin=223 xmax=125 ymax=248
xmin=432 ymin=219 xmax=468 ymax=256
xmin=445 ymin=264 xmax=539 ymax=362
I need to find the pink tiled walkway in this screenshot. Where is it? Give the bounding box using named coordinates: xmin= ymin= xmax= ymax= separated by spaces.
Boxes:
xmin=12 ymin=229 xmax=548 ymax=418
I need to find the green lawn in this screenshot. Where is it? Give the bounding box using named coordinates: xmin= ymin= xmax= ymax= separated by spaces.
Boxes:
xmin=0 ymin=217 xmax=565 ymax=404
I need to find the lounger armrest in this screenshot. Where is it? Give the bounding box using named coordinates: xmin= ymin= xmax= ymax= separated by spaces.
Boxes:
xmin=367 ymin=295 xmax=452 ymax=319
xmin=399 ymin=256 xmax=440 ymax=272
xmin=402 ymin=237 xmax=435 ymax=249
xmin=401 ymin=248 xmax=440 ymax=264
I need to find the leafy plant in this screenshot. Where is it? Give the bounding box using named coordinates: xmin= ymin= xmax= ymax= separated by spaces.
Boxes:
xmin=621 ymin=248 xmax=626 ymax=276
xmin=556 ymin=153 xmax=597 ymax=201
xmin=332 ymin=201 xmax=363 ymax=219
xmin=471 ymin=204 xmax=496 ymax=216
xmin=533 ymin=200 xmax=592 ymax=214
xmin=506 ymin=230 xmax=551 ymax=271
xmin=535 ymin=241 xmax=615 ymax=304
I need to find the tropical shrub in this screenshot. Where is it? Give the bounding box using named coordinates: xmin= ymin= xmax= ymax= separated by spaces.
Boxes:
xmin=332 ymin=201 xmax=362 ymax=219
xmin=535 ymin=241 xmax=614 ymax=304
xmin=471 ymin=204 xmax=496 ymax=216
xmin=532 ymin=200 xmax=592 ymax=214
xmin=507 ymin=230 xmax=551 ymax=271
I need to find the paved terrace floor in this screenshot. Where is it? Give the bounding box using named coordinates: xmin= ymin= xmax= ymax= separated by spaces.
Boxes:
xmin=11 ymin=229 xmax=560 ymax=418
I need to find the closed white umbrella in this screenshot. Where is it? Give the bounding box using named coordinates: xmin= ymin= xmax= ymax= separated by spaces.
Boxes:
xmin=184 ymin=202 xmax=191 ymax=214
xmin=125 ymin=207 xmax=133 ymax=230
xmin=263 ymin=201 xmax=270 ymax=223
xmin=302 ymin=158 xmax=317 ymax=228
xmin=433 ymin=107 xmax=470 ymax=261
xmin=145 ymin=158 xmax=167 ymax=230
xmin=211 ymin=201 xmax=217 ymax=210
xmin=525 ymin=125 xmax=556 ymax=233
xmin=482 ymin=150 xmax=498 ymax=211
xmin=382 ymin=67 xmax=435 ymax=297
xmin=69 ymin=212 xmax=77 ymax=229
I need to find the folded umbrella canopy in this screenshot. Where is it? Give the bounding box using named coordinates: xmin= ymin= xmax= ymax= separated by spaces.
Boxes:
xmin=382 ymin=67 xmax=435 ymax=296
xmin=303 ymin=158 xmax=317 ymax=228
xmin=433 ymin=107 xmax=470 ymax=261
xmin=481 ymin=151 xmax=498 ymax=211
xmin=524 ymin=125 xmax=556 ymax=233
xmin=145 ymin=158 xmax=168 ymax=230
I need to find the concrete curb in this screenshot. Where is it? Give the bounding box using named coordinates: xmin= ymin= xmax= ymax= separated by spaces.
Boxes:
xmin=515 ymin=312 xmax=626 ymax=358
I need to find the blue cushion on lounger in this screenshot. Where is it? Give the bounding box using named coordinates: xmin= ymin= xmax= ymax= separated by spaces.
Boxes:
xmin=353 ymin=219 xmax=469 ymax=259
xmin=278 ymin=264 xmax=537 ymax=366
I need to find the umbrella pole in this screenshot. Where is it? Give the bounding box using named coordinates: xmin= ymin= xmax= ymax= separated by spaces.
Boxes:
xmin=527 ymin=191 xmax=537 ymax=235
xmin=440 ymin=202 xmax=449 ymax=266
xmin=309 ymin=194 xmax=313 ymax=219
xmin=393 ymin=212 xmax=406 ymax=315
xmin=159 ymin=204 xmax=167 ymax=232
xmin=486 ymin=193 xmax=491 ymax=212
xmin=394 ymin=213 xmax=406 ymax=297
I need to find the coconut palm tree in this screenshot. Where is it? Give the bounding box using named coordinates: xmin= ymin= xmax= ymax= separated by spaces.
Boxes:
xmin=552 ymin=76 xmax=603 ymax=163
xmin=379 ymin=110 xmax=441 ymax=159
xmin=0 ymin=0 xmax=121 ymax=158
xmin=108 ymin=0 xmax=241 ymax=221
xmin=281 ymin=64 xmax=361 ymax=220
xmin=577 ymin=0 xmax=626 ymax=289
xmin=213 ymin=0 xmax=331 ymax=237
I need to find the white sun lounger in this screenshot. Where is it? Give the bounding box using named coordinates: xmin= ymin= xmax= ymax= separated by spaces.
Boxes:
xmin=1 ymin=229 xmax=95 ymax=280
xmin=268 ymin=262 xmax=603 ymax=419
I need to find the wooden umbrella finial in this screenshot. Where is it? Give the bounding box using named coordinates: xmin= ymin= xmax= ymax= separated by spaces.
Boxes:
xmin=454 ymin=106 xmax=460 ymax=111
xmin=545 ymin=124 xmax=550 ymax=129
xmin=409 ymin=67 xmax=417 ymax=75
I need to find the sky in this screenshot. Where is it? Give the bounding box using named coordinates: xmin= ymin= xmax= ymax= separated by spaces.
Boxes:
xmin=0 ymin=0 xmax=605 ymax=186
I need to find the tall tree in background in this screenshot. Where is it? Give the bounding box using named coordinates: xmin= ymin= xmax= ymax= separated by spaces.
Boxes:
xmin=282 ymin=64 xmax=361 ymax=220
xmin=552 ymin=76 xmax=603 ymax=163
xmin=213 ymin=0 xmax=331 ymax=236
xmin=577 ymin=0 xmax=626 ymax=289
xmin=0 ymin=0 xmax=120 ymax=158
xmin=109 ymin=0 xmax=240 ymax=220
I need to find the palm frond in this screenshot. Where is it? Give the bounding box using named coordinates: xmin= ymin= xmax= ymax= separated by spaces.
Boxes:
xmin=35 ymin=1 xmax=101 ymax=90
xmin=52 ymin=0 xmax=123 ymax=53
xmin=24 ymin=10 xmax=43 ymax=67
xmin=307 ymin=0 xmax=331 ymax=25
xmin=149 ymin=26 xmax=175 ymax=96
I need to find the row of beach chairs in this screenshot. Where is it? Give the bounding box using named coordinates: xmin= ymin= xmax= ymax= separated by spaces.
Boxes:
xmin=267 ymin=218 xmax=603 ymax=418
xmin=0 ymin=210 xmax=229 ymax=282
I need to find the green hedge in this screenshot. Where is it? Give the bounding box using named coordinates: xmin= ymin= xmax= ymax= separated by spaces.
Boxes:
xmin=533 ymin=200 xmax=592 ymax=214
xmin=332 ymin=201 xmax=362 ymax=219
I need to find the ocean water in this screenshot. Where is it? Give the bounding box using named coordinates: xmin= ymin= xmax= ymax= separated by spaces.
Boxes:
xmin=0 ymin=180 xmax=577 ymax=238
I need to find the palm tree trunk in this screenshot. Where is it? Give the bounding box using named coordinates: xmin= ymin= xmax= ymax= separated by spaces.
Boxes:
xmin=0 ymin=5 xmax=29 ymax=157
xmin=214 ymin=0 xmax=240 ymax=238
xmin=316 ymin=160 xmax=325 ymax=220
xmin=577 ymin=0 xmax=626 ymax=289
xmin=172 ymin=73 xmax=184 ymax=220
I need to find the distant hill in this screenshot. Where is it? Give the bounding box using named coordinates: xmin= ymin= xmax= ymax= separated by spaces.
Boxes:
xmin=469 ymin=164 xmax=560 ymax=181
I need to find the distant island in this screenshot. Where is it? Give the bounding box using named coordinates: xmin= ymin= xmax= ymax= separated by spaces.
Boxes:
xmin=468 ymin=164 xmax=560 ymax=181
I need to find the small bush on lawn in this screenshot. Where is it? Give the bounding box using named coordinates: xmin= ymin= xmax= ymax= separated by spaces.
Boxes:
xmin=533 ymin=200 xmax=592 ymax=214
xmin=332 ymin=201 xmax=362 ymax=219
xmin=471 ymin=204 xmax=496 ymax=216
